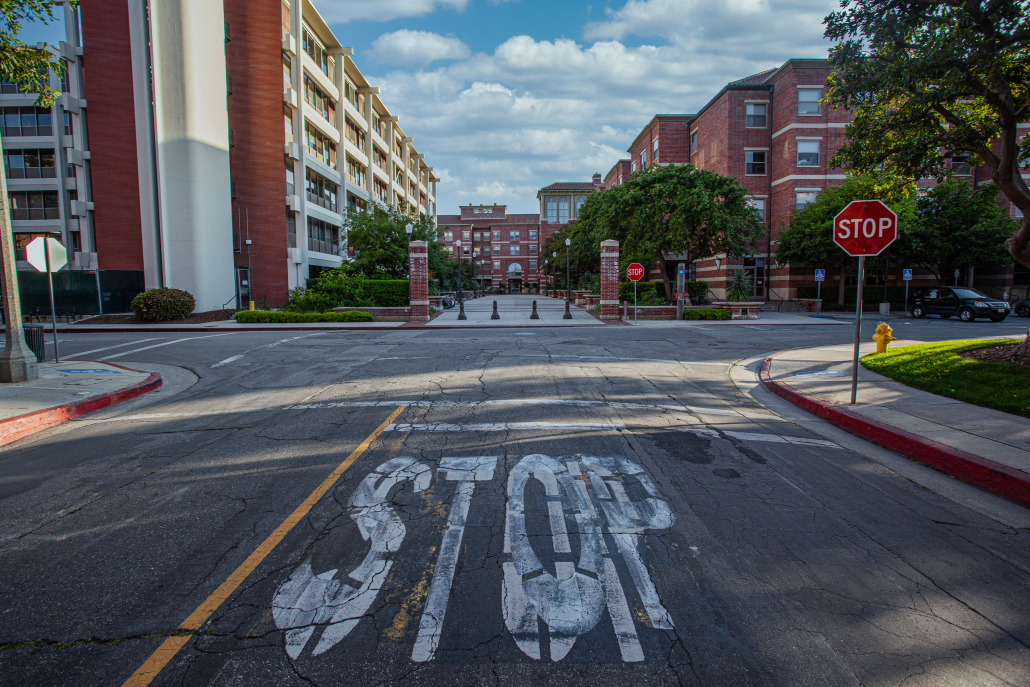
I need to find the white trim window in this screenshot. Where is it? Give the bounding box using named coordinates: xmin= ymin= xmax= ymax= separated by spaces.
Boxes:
xmin=746 ymin=103 xmax=767 ymax=127
xmin=798 ymin=87 xmax=821 ymax=116
xmin=745 ymin=150 xmax=766 ymax=175
xmin=748 ymin=198 xmax=766 ymax=221
xmin=640 ymin=149 xmax=646 ymax=169
xmin=797 ymin=140 xmax=820 ymax=167
xmin=575 ymin=196 xmax=586 ymax=217
xmin=546 ymin=197 xmax=557 ymax=223
xmin=690 ymin=130 xmax=698 ymax=154
xmin=557 ymin=197 xmax=569 ymax=224
xmin=796 ymin=190 xmax=819 ymax=209
xmin=652 ymin=137 xmax=659 ymax=160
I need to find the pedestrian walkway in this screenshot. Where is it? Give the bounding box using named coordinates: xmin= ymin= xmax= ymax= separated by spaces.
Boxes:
xmin=762 ymin=340 xmax=1030 ymax=499
xmin=426 ymin=294 xmax=596 ymax=326
xmin=0 ymin=361 xmax=160 ymax=445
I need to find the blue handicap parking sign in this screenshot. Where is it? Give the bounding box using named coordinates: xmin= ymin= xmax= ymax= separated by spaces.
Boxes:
xmin=903 ymin=269 xmax=913 ymax=281
xmin=814 ymin=269 xmax=825 ymax=282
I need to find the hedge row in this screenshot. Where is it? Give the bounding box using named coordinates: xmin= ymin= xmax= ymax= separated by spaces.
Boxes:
xmin=235 ymin=311 xmax=374 ymax=323
xmin=619 ymin=280 xmax=711 ymax=303
xmin=682 ymin=308 xmax=731 ymax=320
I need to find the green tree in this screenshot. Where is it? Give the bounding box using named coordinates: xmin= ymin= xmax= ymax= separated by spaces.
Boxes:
xmin=903 ymin=180 xmax=1016 ymax=284
xmin=541 ymin=221 xmax=600 ymax=293
xmin=343 ymin=204 xmax=452 ymax=280
xmin=824 ymin=0 xmax=1030 ymax=268
xmin=774 ymin=176 xmax=915 ymax=304
xmin=577 ymin=164 xmax=765 ymax=304
xmin=0 ymin=0 xmax=74 ymax=382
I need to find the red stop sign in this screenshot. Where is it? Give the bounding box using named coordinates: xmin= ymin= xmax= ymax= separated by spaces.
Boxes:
xmin=626 ymin=263 xmax=645 ymax=281
xmin=833 ymin=200 xmax=897 ymax=256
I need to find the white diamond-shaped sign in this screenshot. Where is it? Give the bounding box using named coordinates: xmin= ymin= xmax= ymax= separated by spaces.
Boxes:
xmin=25 ymin=237 xmax=67 ymax=273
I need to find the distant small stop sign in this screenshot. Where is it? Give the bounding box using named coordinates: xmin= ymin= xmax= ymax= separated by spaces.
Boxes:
xmin=626 ymin=263 xmax=645 ymax=281
xmin=833 ymin=200 xmax=897 ymax=256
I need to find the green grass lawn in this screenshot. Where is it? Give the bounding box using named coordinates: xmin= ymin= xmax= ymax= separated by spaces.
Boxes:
xmin=862 ymin=339 xmax=1030 ymax=418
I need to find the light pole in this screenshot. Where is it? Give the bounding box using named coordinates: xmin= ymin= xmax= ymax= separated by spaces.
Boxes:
xmin=563 ymin=238 xmax=572 ymax=319
xmin=544 ymin=259 xmax=548 ymax=294
xmin=455 ymin=240 xmax=466 ymax=320
xmin=404 ymin=222 xmax=413 ymax=273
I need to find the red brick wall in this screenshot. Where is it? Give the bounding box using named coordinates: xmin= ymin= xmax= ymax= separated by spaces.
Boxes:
xmin=80 ymin=0 xmax=145 ymax=271
xmin=224 ymin=0 xmax=290 ymax=306
xmin=656 ymin=119 xmax=691 ymax=164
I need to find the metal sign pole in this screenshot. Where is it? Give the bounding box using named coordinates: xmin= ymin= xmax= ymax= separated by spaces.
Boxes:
xmin=851 ymin=256 xmax=865 ymax=404
xmin=634 ymin=281 xmax=637 ymax=324
xmin=816 ymin=280 xmax=821 ymax=315
xmin=44 ymin=242 xmax=59 ymax=363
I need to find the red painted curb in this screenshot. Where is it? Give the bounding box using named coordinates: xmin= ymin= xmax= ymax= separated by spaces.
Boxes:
xmin=759 ymin=354 xmax=1030 ymax=509
xmin=0 ymin=364 xmax=162 ymax=447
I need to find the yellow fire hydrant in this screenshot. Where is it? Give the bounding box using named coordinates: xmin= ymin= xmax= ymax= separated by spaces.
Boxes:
xmin=873 ymin=322 xmax=895 ymax=354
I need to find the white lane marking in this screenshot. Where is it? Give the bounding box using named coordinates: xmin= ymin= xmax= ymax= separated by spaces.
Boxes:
xmin=351 ymin=398 xmax=776 ymax=419
xmin=100 ymin=333 xmax=235 ymax=360
xmin=385 ymin=422 xmax=625 ymax=432
xmin=212 ymin=354 xmax=244 ymax=368
xmin=673 ymin=426 xmax=838 ymax=447
xmin=212 ymin=334 xmax=324 ymax=368
xmin=63 ymin=338 xmax=164 ymax=360
xmin=512 ymin=354 xmax=727 ymax=365
xmin=412 ymin=456 xmax=497 ymax=663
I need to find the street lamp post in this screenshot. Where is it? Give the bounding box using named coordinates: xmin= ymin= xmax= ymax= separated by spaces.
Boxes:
xmin=455 ymin=240 xmax=466 ymax=320
xmin=563 ymin=238 xmax=572 ymax=319
xmin=404 ymin=222 xmax=413 ymax=273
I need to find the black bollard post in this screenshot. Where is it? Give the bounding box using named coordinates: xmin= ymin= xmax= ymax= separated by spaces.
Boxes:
xmin=457 ymin=299 xmax=467 ymax=320
xmin=530 ymin=300 xmax=539 ymax=319
xmin=563 ymin=300 xmax=572 ymax=319
xmin=491 ymin=300 xmax=500 ymax=320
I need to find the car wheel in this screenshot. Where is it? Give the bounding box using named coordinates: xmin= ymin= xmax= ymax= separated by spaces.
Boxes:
xmin=1017 ymin=305 xmax=1030 ymax=318
xmin=959 ymin=308 xmax=976 ymax=322
xmin=911 ymin=305 xmax=925 ymax=318
xmin=990 ymin=315 xmax=1008 ymax=322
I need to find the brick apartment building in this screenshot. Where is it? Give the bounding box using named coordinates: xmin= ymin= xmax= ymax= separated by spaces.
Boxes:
xmin=436 ymin=205 xmax=542 ymax=293
xmin=75 ymin=0 xmax=438 ymax=311
xmin=608 ymin=58 xmax=1026 ymax=301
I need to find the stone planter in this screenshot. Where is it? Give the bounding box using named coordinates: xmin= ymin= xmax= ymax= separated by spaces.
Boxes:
xmin=585 ymin=294 xmax=601 ymax=307
xmin=712 ymin=301 xmax=763 ymax=320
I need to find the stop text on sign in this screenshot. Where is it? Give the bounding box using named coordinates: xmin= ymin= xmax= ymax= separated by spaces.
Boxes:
xmin=833 ymin=199 xmax=897 ymax=256
xmin=626 ymin=263 xmax=645 ymax=281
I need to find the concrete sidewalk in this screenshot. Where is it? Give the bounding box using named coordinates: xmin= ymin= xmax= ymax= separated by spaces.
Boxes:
xmin=762 ymin=339 xmax=1030 ymax=505
xmin=0 ymin=361 xmax=161 ymax=445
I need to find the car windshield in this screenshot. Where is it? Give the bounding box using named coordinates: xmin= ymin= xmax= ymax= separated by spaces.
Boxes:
xmin=951 ymin=288 xmax=987 ymax=299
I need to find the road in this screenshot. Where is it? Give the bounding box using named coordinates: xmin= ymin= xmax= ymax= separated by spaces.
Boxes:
xmin=1 ymin=301 xmax=1028 ymax=686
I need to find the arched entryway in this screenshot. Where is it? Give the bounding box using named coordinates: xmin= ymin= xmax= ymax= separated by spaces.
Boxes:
xmin=507 ymin=262 xmax=523 ymax=293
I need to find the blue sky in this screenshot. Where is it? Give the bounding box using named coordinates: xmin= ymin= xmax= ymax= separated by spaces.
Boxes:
xmin=330 ymin=0 xmax=881 ymax=215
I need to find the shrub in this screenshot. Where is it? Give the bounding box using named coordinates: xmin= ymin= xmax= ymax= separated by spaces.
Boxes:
xmin=726 ymin=270 xmax=754 ymax=302
xmin=131 ymin=288 xmax=195 ymax=322
xmin=291 ymin=270 xmax=408 ymax=311
xmin=682 ymin=308 xmax=731 ymax=320
xmin=234 ymin=310 xmax=374 ymax=323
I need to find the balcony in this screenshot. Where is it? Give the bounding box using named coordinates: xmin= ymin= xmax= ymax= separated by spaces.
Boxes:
xmin=307 ymin=237 xmax=339 ymax=255
xmin=307 ymin=190 xmax=338 ymax=214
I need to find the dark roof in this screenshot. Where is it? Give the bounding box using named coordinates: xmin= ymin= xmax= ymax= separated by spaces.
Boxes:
xmin=539 ymin=182 xmax=598 ymax=191
xmin=728 ymin=69 xmax=776 ymax=87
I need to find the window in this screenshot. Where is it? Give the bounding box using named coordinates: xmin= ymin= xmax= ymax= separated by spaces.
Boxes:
xmin=631 ymin=160 xmax=637 ymax=173
xmin=372 ymin=146 xmax=387 ymax=170
xmin=492 ymin=230 xmax=501 ymax=240
xmin=462 ymin=230 xmax=471 ymax=241
xmin=529 ymin=244 xmax=537 ymax=254
xmin=745 ymin=150 xmax=766 ymax=175
xmin=285 ymin=160 xmax=295 ymax=195
xmin=492 ymin=245 xmax=500 ymax=255
xmin=307 ymin=215 xmax=340 ymax=254
xmin=283 ymin=52 xmax=292 ymax=86
xmin=796 ymin=191 xmax=819 ymax=209
xmin=511 ymin=245 xmax=521 ymax=255
xmin=546 ymin=197 xmax=557 ymax=223
xmin=558 ymin=197 xmax=569 ymax=224
xmin=2 ymin=107 xmax=52 ymax=136
xmin=474 ymin=232 xmax=481 ymax=241
xmin=640 ymin=149 xmax=646 ymax=169
xmin=287 ymin=208 xmax=296 ymax=248
xmin=302 ymin=28 xmax=334 ymax=77
xmin=303 ymin=75 xmax=336 ymax=126
xmin=62 ymin=112 xmax=71 ymax=136
xmin=373 ymin=178 xmax=388 ymax=203
xmin=575 ymin=196 xmax=586 ymax=217
xmin=746 ymin=103 xmax=767 ymax=127
xmin=4 ymin=149 xmax=56 ymax=178
xmin=798 ymin=88 xmax=821 ymax=115
xmin=345 ymin=156 xmax=365 ymax=186
xmin=444 ymin=231 xmax=453 ymax=241
xmin=284 ymin=105 xmax=294 ymax=139
xmin=797 ymin=140 xmax=820 ymax=167
xmin=305 ymin=123 xmax=337 ymax=169
xmin=652 ymin=137 xmax=659 ymax=160
xmin=748 ymin=198 xmax=766 ymax=221
xmin=529 ymin=260 xmax=537 ymax=269
xmin=528 ymin=229 xmax=537 ymax=240
xmin=372 ymin=113 xmax=382 ymax=137
xmin=13 ymin=232 xmax=59 ymax=260
xmin=342 ymin=81 xmax=363 ymax=113
xmin=8 ymin=191 xmax=59 ymax=220
xmin=690 ymin=130 xmax=698 ymax=154
xmin=306 ymin=167 xmax=339 ymax=213
xmin=493 ymin=260 xmax=501 ymax=270
xmin=1015 ymin=204 xmax=1024 ymax=219
xmin=510 ymin=230 xmax=520 ymax=241
xmin=462 ymin=246 xmax=470 ymax=255
xmin=952 ymin=156 xmax=972 ymax=176
xmin=344 ymin=118 xmax=365 ymax=152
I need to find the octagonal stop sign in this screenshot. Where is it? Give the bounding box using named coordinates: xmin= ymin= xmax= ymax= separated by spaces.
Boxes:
xmin=833 ymin=200 xmax=897 ymax=256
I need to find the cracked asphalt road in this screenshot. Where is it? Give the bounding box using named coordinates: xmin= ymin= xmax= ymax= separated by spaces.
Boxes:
xmin=0 ymin=316 xmax=1028 ymax=686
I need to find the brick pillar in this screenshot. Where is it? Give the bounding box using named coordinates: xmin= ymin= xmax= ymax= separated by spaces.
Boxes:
xmin=600 ymin=239 xmax=620 ymax=320
xmin=409 ymin=240 xmax=429 ymax=321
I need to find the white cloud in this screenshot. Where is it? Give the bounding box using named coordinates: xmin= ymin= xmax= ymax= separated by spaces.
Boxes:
xmin=368 ymin=30 xmax=471 ymax=65
xmin=315 ymin=0 xmax=468 ymax=23
xmin=359 ymin=0 xmax=838 ymax=214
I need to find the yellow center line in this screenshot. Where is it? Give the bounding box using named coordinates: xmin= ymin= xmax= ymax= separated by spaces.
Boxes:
xmin=121 ymin=405 xmax=407 ymax=687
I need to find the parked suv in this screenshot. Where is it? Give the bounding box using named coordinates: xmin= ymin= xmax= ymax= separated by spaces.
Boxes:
xmin=1013 ymin=298 xmax=1030 ymax=318
xmin=907 ymin=287 xmax=1010 ymax=322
